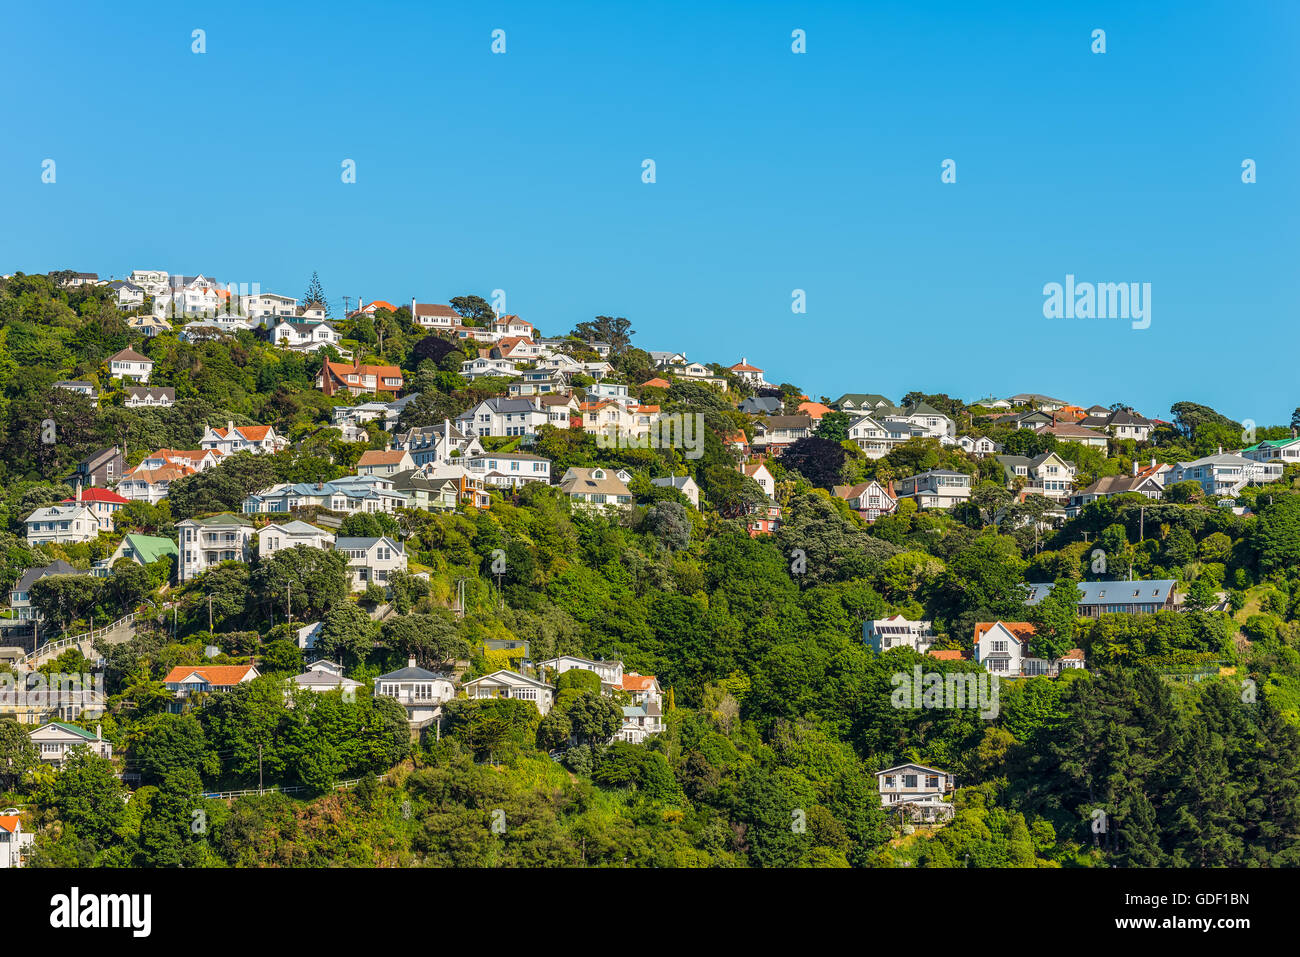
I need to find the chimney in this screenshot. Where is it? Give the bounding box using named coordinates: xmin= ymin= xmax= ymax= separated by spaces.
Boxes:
xmin=227 ymin=420 xmax=235 ymax=439
xmin=96 ymin=724 xmax=102 ymax=741
xmin=1150 ymin=457 xmax=1156 ymax=468
xmin=76 ymin=479 xmax=82 ymax=503
xmin=1217 ymin=445 xmax=1223 ymax=455
xmin=1132 ymin=460 xmax=1138 ymax=476
xmin=411 ymin=296 xmax=416 ymax=316
xmin=408 ymin=656 xmax=417 ymax=669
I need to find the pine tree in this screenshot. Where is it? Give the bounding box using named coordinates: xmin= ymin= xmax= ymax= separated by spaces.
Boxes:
xmin=303 ymin=271 xmax=329 ymax=317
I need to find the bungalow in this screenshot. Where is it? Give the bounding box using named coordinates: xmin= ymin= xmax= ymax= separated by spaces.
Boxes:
xmin=1034 ymin=422 xmax=1109 ymax=450
xmin=374 ymin=657 xmax=458 ymax=733
xmin=318 ymin=360 xmax=403 ymax=397
xmin=833 ymin=480 xmax=897 ymax=521
xmin=390 ymin=467 xmax=462 ymax=511
xmin=1006 ymin=393 xmax=1070 ymax=412
xmin=124 ymin=386 xmax=176 ymax=408
xmin=864 ymin=615 xmax=937 ymax=654
xmin=99 ymin=533 xmax=178 ymax=575
xmin=1024 ymin=579 xmax=1176 ymax=617
xmin=956 ymin=434 xmax=1002 ymax=457
xmin=411 ymin=301 xmax=461 ymax=329
xmin=350 ymin=299 xmax=398 ymax=317
xmin=108 ymin=347 xmax=153 ymax=383
xmin=242 ymin=477 xmax=408 ymax=516
xmin=1241 ymin=436 xmax=1300 ymax=466
xmin=738 ymin=396 xmax=782 ymax=415
xmin=162 ymin=664 xmax=259 ymax=712
xmin=126 ymin=313 xmax=172 ymax=337
xmin=1077 ymin=408 xmax=1153 ymax=443
xmin=55 ymin=380 xmax=98 ymax=404
xmin=28 ymin=722 xmax=114 ymax=767
xmin=177 ymin=514 xmax=256 ymax=581
xmin=876 ymin=763 xmax=955 ymax=824
xmin=651 ymin=475 xmax=700 ymax=507
xmin=460 ymin=355 xmax=521 ymax=379
xmin=557 ymin=467 xmax=633 ymax=511
xmin=1066 ymin=462 xmax=1166 ymax=515
xmin=356 ymin=449 xmax=416 ymax=477
xmin=257 ymin=521 xmax=334 ymax=558
xmin=292 ymin=659 xmax=363 ymax=694
xmin=463 ymin=670 xmax=555 ymax=715
xmin=335 ymin=536 xmax=407 ymax=591
xmin=105 ymin=279 xmax=145 ymax=309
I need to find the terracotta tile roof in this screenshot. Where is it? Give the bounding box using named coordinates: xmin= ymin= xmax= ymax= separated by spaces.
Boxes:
xmin=359 ymin=300 xmax=397 ymax=313
xmin=1060 ymin=648 xmax=1085 ymax=661
xmin=213 ymin=424 xmax=273 ymax=441
xmin=927 ymin=650 xmax=966 ymax=661
xmin=414 ymin=302 xmax=458 ymax=317
xmin=357 ymin=450 xmax=411 ymax=467
xmin=0 ymin=815 xmax=21 ymax=833
xmin=730 ymin=360 xmax=762 ymax=372
xmin=109 ymin=347 xmax=151 ymax=363
xmin=641 ymin=377 xmax=671 ymax=388
xmin=798 ymin=401 xmax=832 ymax=418
xmin=974 ymin=621 xmax=1036 ymax=644
xmin=619 ymin=673 xmax=658 ymax=691
xmin=163 ymin=664 xmax=257 ymax=686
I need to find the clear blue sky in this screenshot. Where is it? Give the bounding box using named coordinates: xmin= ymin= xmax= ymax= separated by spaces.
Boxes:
xmin=2 ymin=1 xmax=1296 ymax=423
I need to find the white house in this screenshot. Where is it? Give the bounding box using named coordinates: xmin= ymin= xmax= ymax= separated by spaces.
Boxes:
xmin=28 ymin=722 xmax=114 ymax=768
xmin=25 ymin=504 xmax=99 ymax=545
xmin=739 ymin=463 xmax=775 ymax=497
xmin=106 ymin=280 xmax=145 ymax=310
xmin=996 ymin=452 xmax=1077 ymax=502
xmin=176 ymin=514 xmax=256 ymax=581
xmin=374 ymin=657 xmax=458 ymax=730
xmin=0 ymin=811 xmax=33 ymax=868
xmin=465 ymin=452 xmax=552 ymax=489
xmin=108 ymin=347 xmax=153 ymax=383
xmin=650 ymin=475 xmax=700 ymax=507
xmin=335 ymin=536 xmax=407 ymax=591
xmin=124 ymin=386 xmax=175 ymax=408
xmin=270 ymin=320 xmax=342 ymax=353
xmin=876 ymin=763 xmax=955 ymax=823
xmin=200 ymin=422 xmax=287 ymax=455
xmin=536 ymin=655 xmax=624 ymax=691
xmin=162 ymin=664 xmax=259 ymax=712
xmin=411 ymin=301 xmax=461 ymax=329
xmin=864 ymin=616 xmax=938 ymax=654
xmin=1241 ymin=436 xmax=1300 ymax=467
xmin=463 ymin=670 xmax=555 ymax=715
xmin=244 ymin=292 xmax=299 ymax=321
xmin=894 ymin=470 xmax=972 ymax=509
xmin=257 ymin=521 xmax=334 ymax=558
xmin=243 ymin=476 xmax=408 ymax=515
xmin=455 ymin=397 xmax=548 ymax=438
xmin=292 ymin=659 xmax=363 ymax=694
xmin=392 ymin=420 xmax=485 ymax=467
xmin=1167 ymin=450 xmax=1283 ymax=498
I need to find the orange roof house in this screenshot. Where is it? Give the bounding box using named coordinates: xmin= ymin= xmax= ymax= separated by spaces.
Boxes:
xmin=318 ymin=360 xmax=404 ymax=397
xmin=642 ymin=377 xmax=671 ymax=389
xmin=798 ymin=401 xmax=832 ymax=421
xmin=927 ymin=650 xmax=966 ymax=661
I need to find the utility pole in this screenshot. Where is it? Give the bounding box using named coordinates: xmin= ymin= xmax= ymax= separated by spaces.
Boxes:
xmin=286 ymin=583 xmax=292 ymax=625
xmin=342 ymin=295 xmax=350 ymax=318
xmin=1139 ymin=506 xmax=1145 ymax=543
xmin=258 ymin=744 xmax=264 ymax=794
xmin=207 ymin=595 xmax=213 ymax=633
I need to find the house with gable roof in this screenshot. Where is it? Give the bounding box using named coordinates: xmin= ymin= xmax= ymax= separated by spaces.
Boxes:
xmin=463 ymin=669 xmax=555 ymax=715
xmin=163 ymin=664 xmax=260 ymax=712
xmin=29 ymin=721 xmax=114 ymax=767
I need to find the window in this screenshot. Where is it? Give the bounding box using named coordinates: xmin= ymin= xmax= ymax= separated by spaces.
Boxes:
xmin=903 ymin=774 xmax=918 ymax=788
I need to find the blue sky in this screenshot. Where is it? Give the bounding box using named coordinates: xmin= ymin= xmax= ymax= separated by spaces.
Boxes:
xmin=2 ymin=1 xmax=1296 ymax=423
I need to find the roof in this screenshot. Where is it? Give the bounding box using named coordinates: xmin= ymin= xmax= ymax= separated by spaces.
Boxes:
xmin=876 ymin=762 xmax=950 ymax=777
xmin=618 ymin=673 xmax=658 ymax=692
xmin=125 ymin=465 xmax=194 ymax=484
xmin=262 ymin=520 xmax=330 ymax=535
xmin=413 ymin=302 xmax=459 ymax=317
xmin=641 ymin=377 xmax=671 ymax=388
xmin=109 ymin=347 xmax=151 ymax=363
xmin=357 ymin=449 xmax=412 ymax=467
xmin=62 ymin=488 xmax=129 ymax=505
xmin=125 ymin=386 xmax=176 ymax=399
xmin=558 ymin=467 xmax=631 ymax=496
xmin=13 ymin=560 xmax=84 ymax=592
xmin=335 ymin=536 xmax=402 ymax=552
xmin=798 ymin=401 xmax=832 ymax=418
xmin=178 ymin=513 xmax=254 ymax=528
xmin=162 ymin=664 xmax=258 ymax=685
xmin=974 ymin=621 xmax=1036 ymax=644
xmin=1023 ymin=580 xmax=1176 ymax=606
xmin=35 ymin=721 xmax=99 ymax=740
xmin=211 ymin=424 xmax=274 ymax=442
xmin=928 ymin=650 xmax=966 ymax=661
xmin=761 ymin=415 xmax=813 ymax=430
xmin=0 ymin=815 xmax=20 ymax=834
xmin=1034 ymin=422 xmax=1104 ymax=439
xmin=730 ymin=359 xmax=763 ymax=372
xmin=118 ymin=534 xmax=179 ymax=564
xmin=375 ymin=662 xmax=446 ymax=681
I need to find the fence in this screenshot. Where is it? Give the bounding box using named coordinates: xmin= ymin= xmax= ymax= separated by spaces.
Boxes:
xmin=203 ymin=774 xmax=387 ymax=801
xmin=14 ymin=614 xmax=136 ymax=668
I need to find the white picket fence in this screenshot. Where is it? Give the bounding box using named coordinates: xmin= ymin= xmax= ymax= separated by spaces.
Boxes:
xmin=203 ymin=774 xmax=387 ymax=801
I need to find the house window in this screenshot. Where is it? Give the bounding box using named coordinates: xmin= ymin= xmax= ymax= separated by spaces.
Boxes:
xmin=903 ymin=774 xmax=918 ymax=788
